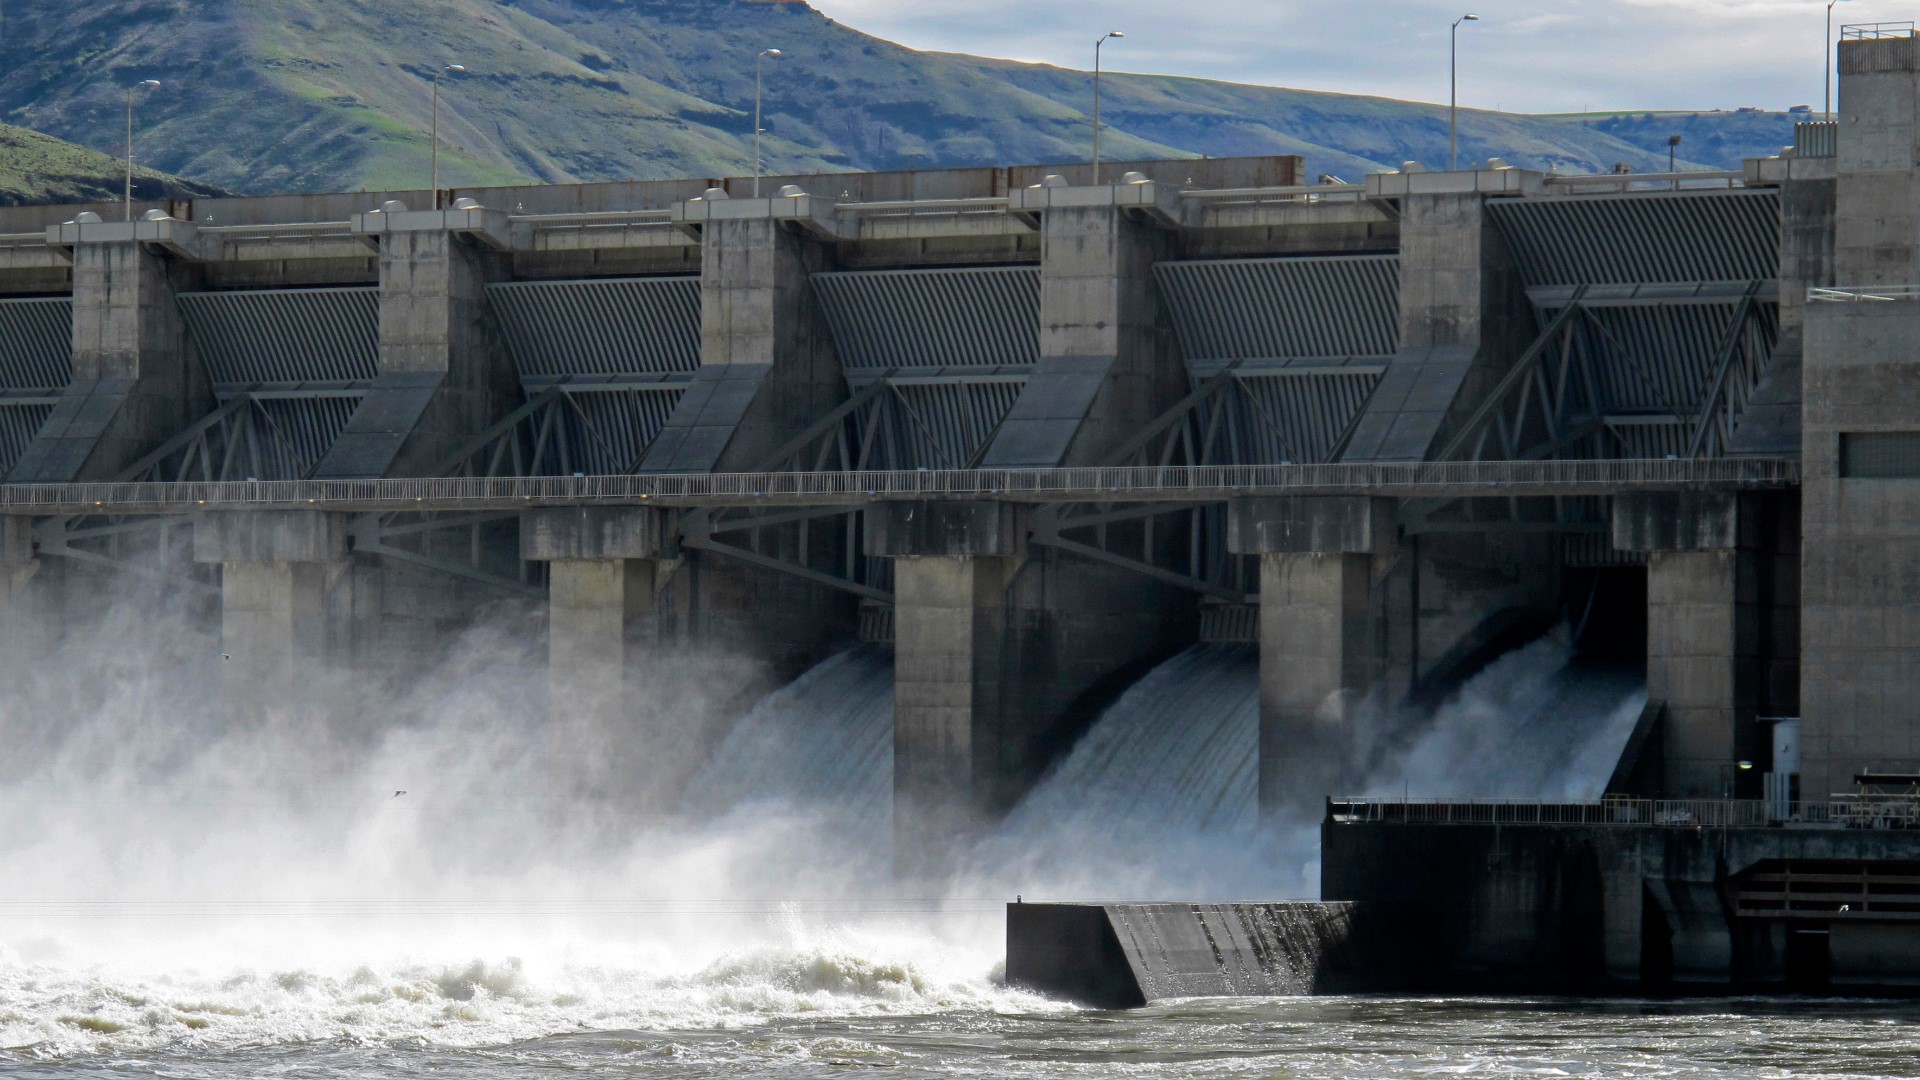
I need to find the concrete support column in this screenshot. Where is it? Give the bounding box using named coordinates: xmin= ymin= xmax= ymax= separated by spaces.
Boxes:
xmin=1835 ymin=35 xmax=1920 ymax=286
xmin=193 ymin=511 xmax=348 ymax=723
xmin=644 ymin=213 xmax=842 ymax=473
xmin=867 ymin=501 xmax=1023 ymax=871
xmin=521 ymin=507 xmax=675 ymax=800
xmin=1229 ymin=496 xmax=1391 ymax=817
xmin=983 ymin=188 xmax=1179 ymax=468
xmin=1613 ymin=493 xmax=1761 ymax=798
xmin=1341 ymin=183 xmax=1532 ymax=463
xmin=320 ymin=207 xmax=516 ymax=479
xmin=8 ymin=236 xmax=204 ymax=482
xmin=638 ymin=205 xmax=852 ymax=680
xmin=0 ymin=516 xmax=35 ymax=628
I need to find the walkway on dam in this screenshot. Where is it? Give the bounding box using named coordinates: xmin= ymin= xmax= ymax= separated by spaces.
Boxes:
xmin=0 ymin=457 xmax=1797 ymax=515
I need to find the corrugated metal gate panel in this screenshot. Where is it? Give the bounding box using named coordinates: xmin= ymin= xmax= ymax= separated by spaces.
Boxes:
xmin=0 ymin=404 xmax=53 ymax=478
xmin=855 ymin=380 xmax=1027 ymax=471
xmin=0 ymin=297 xmax=73 ymax=390
xmin=1155 ymin=255 xmax=1400 ymax=362
xmin=1209 ymin=371 xmax=1384 ymax=465
xmin=488 ymin=278 xmax=701 ymax=378
xmin=177 ymin=288 xmax=380 ymax=384
xmin=251 ymin=397 xmax=364 ymax=480
xmin=558 ymin=387 xmax=688 ymax=475
xmin=1486 ymin=191 xmax=1781 ymax=287
xmin=813 ymin=266 xmax=1040 ymax=370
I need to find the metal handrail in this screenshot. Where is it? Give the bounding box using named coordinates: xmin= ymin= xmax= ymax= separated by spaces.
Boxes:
xmin=1181 ymin=184 xmax=1367 ymax=201
xmin=203 ymin=221 xmax=354 ymax=236
xmin=0 ymin=457 xmax=1799 ymax=516
xmin=1810 ymin=285 xmax=1920 ymax=302
xmin=1327 ymin=797 xmax=1920 ymax=829
xmin=837 ymin=197 xmax=1012 ymax=214
xmin=1842 ymin=21 xmax=1916 ymax=39
xmin=0 ymin=231 xmax=53 ymax=248
xmin=1544 ymin=171 xmax=1745 ymax=194
xmin=511 ymin=209 xmax=676 ymax=228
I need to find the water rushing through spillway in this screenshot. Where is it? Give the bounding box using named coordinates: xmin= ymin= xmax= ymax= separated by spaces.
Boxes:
xmin=0 ymin=599 xmax=1659 ymax=1072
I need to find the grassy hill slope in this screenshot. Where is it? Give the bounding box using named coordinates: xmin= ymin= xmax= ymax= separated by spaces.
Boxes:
xmin=0 ymin=0 xmax=1812 ymax=197
xmin=0 ymin=122 xmax=226 ymax=206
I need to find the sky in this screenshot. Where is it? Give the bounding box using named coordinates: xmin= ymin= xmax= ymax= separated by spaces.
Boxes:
xmin=807 ymin=0 xmax=1889 ymax=114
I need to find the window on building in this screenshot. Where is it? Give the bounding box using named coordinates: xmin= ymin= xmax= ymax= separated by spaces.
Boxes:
xmin=1840 ymin=432 xmax=1920 ymax=478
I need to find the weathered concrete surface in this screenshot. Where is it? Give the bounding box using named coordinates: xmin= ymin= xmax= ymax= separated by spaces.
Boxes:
xmin=544 ymin=556 xmax=664 ymax=799
xmin=1801 ymin=297 xmax=1920 ymax=798
xmin=1252 ymin=552 xmax=1375 ymax=814
xmin=1324 ymin=819 xmax=1920 ymax=992
xmin=866 ymin=500 xmax=1023 ymax=558
xmin=1836 ymin=36 xmax=1920 ymax=286
xmin=1006 ymin=901 xmax=1407 ymax=1008
xmin=889 ymin=550 xmax=1015 ymax=867
xmin=521 ymin=506 xmax=673 ymax=562
xmin=642 ymin=215 xmax=843 ymax=473
xmin=1342 ymin=190 xmax=1531 ymax=463
xmin=638 ymin=210 xmax=855 ymax=690
xmin=314 ymin=227 xmax=518 ymax=479
xmin=7 ymin=241 xmax=207 ymax=483
xmin=1229 ymin=497 xmax=1385 ymax=815
xmin=193 ymin=510 xmax=348 ymax=565
xmin=193 ymin=511 xmax=348 ymax=722
xmin=982 ymin=199 xmax=1180 ymax=468
xmin=1613 ymin=493 xmax=1764 ymax=798
xmin=1227 ymin=496 xmax=1391 ymax=555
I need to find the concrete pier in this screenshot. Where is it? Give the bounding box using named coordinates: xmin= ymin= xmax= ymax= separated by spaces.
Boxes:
xmin=1613 ymin=493 xmax=1763 ymax=798
xmin=521 ymin=506 xmax=674 ymax=799
xmin=9 ymin=221 xmax=206 ymax=482
xmin=1229 ymin=497 xmax=1390 ymax=815
xmin=318 ymin=203 xmax=517 ymax=479
xmin=867 ymin=500 xmax=1021 ymax=865
xmin=193 ymin=511 xmax=347 ymax=722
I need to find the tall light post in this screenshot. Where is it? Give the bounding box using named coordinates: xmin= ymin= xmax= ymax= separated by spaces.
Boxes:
xmin=1450 ymin=14 xmax=1480 ymax=171
xmin=755 ymin=48 xmax=782 ymax=198
xmin=124 ymin=80 xmax=161 ymax=221
xmin=430 ymin=64 xmax=466 ymax=201
xmin=1093 ymin=31 xmax=1124 ymax=184
xmin=1828 ymin=0 xmax=1851 ymax=120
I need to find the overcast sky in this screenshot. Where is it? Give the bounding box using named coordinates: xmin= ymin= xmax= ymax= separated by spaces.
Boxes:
xmin=808 ymin=0 xmax=1879 ymax=114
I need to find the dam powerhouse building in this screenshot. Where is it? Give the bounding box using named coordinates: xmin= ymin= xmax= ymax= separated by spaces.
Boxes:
xmin=8 ymin=30 xmax=1920 ymax=993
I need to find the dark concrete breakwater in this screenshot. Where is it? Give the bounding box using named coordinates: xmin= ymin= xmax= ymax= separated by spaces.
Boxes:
xmin=1009 ymin=808 xmax=1920 ymax=1006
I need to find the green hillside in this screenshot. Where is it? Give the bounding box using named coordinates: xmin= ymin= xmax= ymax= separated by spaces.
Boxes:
xmin=0 ymin=0 xmax=1811 ymax=198
xmin=0 ymin=122 xmax=225 ymax=206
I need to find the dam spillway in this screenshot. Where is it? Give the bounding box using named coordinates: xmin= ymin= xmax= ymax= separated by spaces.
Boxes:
xmin=11 ymin=32 xmax=1920 ymax=995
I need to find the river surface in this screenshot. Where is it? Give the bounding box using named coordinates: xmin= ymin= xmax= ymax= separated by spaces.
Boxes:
xmin=4 ymin=955 xmax=1918 ymax=1080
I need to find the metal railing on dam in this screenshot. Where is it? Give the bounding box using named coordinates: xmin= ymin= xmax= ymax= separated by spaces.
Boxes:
xmin=0 ymin=457 xmax=1799 ymax=516
xmin=1328 ymin=796 xmax=1920 ymax=830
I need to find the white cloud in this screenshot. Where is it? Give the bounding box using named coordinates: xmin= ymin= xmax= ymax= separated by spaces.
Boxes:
xmin=808 ymin=0 xmax=1890 ymax=112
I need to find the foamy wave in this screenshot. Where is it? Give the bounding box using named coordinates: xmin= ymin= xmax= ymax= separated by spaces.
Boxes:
xmin=0 ymin=934 xmax=1059 ymax=1057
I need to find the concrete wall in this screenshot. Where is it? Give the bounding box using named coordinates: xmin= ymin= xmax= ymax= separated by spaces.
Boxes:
xmin=1324 ymin=818 xmax=1920 ymax=992
xmin=1801 ymin=299 xmax=1920 ymax=797
xmin=1835 ymin=36 xmax=1920 ymax=286
xmin=7 ymin=240 xmax=210 ymax=482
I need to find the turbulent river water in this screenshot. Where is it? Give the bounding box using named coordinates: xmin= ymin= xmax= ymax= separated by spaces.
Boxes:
xmin=0 ymin=606 xmax=1877 ymax=1075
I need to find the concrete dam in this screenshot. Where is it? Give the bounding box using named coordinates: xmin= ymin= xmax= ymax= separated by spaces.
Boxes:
xmin=12 ymin=30 xmax=1920 ymax=996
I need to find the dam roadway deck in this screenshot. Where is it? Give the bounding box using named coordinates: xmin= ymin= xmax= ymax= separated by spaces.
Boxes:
xmin=0 ymin=457 xmax=1797 ymax=515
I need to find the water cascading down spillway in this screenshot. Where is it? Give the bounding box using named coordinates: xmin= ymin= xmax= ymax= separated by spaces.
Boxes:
xmin=683 ymin=636 xmax=1647 ymax=896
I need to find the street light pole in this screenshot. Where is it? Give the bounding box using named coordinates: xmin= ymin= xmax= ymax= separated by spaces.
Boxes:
xmin=755 ymin=49 xmax=782 ymax=198
xmin=430 ymin=64 xmax=466 ymax=203
xmin=124 ymin=80 xmax=161 ymax=221
xmin=1828 ymin=0 xmax=1851 ymax=120
xmin=1093 ymin=31 xmax=1124 ymax=184
xmin=1451 ymin=14 xmax=1480 ymax=172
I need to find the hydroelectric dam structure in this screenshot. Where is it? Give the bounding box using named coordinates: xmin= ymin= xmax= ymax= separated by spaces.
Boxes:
xmin=12 ymin=30 xmax=1920 ymax=996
